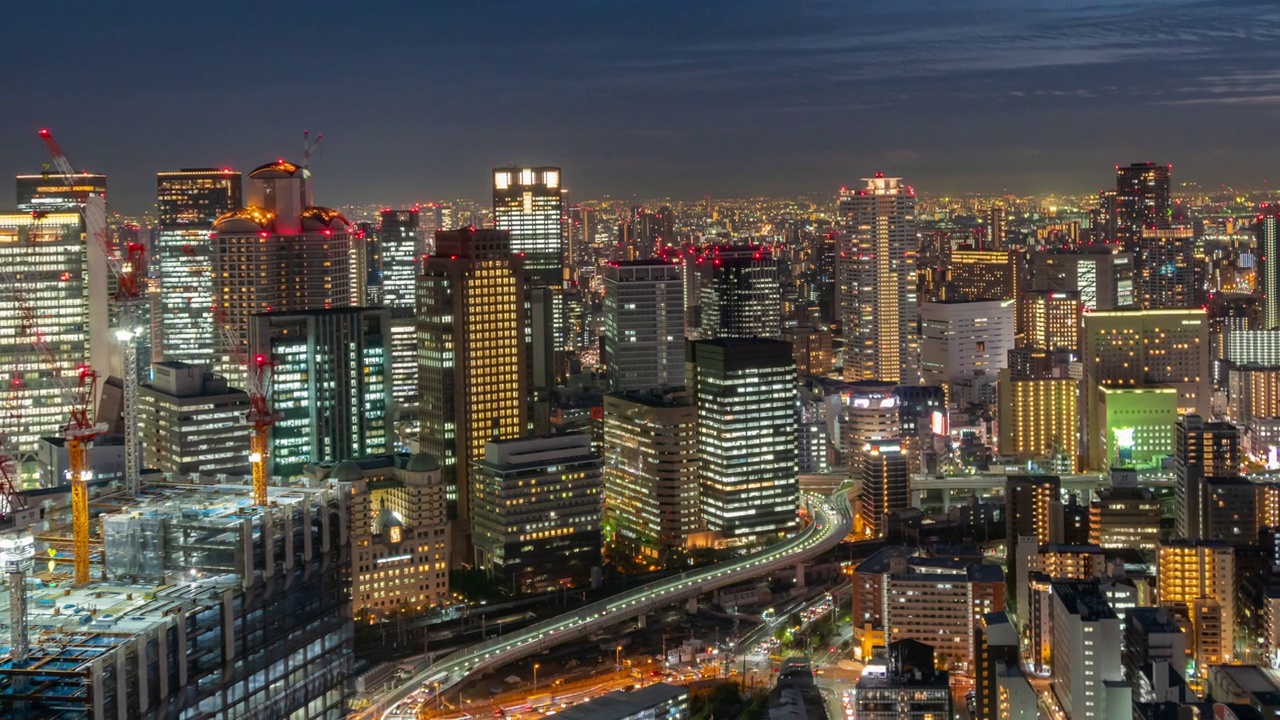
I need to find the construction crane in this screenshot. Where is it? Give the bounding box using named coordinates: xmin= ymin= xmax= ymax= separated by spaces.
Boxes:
xmin=302 ymin=129 xmax=322 ymax=169
xmin=213 ymin=308 xmax=281 ymax=506
xmin=38 ymin=129 xmax=148 ymax=500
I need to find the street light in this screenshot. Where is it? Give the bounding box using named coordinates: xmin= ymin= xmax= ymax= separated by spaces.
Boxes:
xmin=616 ymin=646 xmax=623 ymax=676
xmin=533 ymin=663 xmax=540 ymax=693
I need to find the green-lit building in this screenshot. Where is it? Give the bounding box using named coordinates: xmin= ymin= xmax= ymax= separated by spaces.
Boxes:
xmin=1096 ymin=385 xmax=1178 ymax=468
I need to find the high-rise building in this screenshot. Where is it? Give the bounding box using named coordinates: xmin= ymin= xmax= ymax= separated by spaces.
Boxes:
xmin=1049 ymin=581 xmax=1130 ymax=720
xmin=417 ymin=228 xmax=528 ymax=517
xmin=138 ymin=361 xmax=250 ymax=478
xmin=471 ymin=434 xmax=602 ymax=592
xmin=687 ymin=338 xmax=798 ymax=543
xmin=1032 ymin=245 xmax=1134 ymax=311
xmin=493 ymin=166 xmax=565 ymax=361
xmin=209 ymin=160 xmax=353 ymax=387
xmin=986 ymin=205 xmax=1006 ymax=250
xmin=16 ymin=172 xmax=106 ymax=212
xmin=155 ymin=168 xmax=243 ymax=365
xmin=920 ymin=300 xmax=1015 ymax=405
xmin=1114 ymin=162 xmax=1172 ymax=250
xmin=1259 ymin=209 xmax=1280 ymax=330
xmin=603 ymin=260 xmax=685 ymax=392
xmin=602 ymin=391 xmax=699 ymax=560
xmin=941 ymin=248 xmax=1018 ymax=302
xmin=379 ymin=209 xmax=421 ymax=415
xmin=997 ymin=371 xmax=1079 ymax=472
xmin=1022 ymin=290 xmax=1081 ymax=353
xmin=838 ymin=175 xmax=919 ymax=383
xmin=308 ymin=453 xmax=450 ymax=617
xmin=353 ymin=221 xmax=381 ymax=306
xmin=1122 ymin=607 xmax=1187 ymax=703
xmin=697 ymin=244 xmax=782 ymax=340
xmin=1136 ymin=228 xmax=1197 ymax=309
xmin=0 ymin=212 xmax=87 ymax=457
xmin=1095 ymin=386 xmax=1179 ymax=469
xmin=1157 ymin=540 xmax=1235 ymax=668
xmin=1082 ymin=309 xmax=1210 ymax=466
xmin=858 ymin=439 xmax=909 ymax=539
xmin=250 ymin=307 xmax=390 ymax=480
xmin=1174 ymin=415 xmax=1240 ymax=539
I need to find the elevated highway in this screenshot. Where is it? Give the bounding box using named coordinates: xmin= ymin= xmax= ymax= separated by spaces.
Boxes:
xmin=362 ymin=492 xmax=852 ymax=720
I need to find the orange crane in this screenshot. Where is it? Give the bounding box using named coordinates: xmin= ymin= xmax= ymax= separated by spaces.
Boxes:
xmin=37 ymin=128 xmax=144 ymax=583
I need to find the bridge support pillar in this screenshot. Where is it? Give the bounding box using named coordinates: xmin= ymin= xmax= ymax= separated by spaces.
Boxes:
xmin=687 ymin=596 xmax=698 ymax=614
xmin=795 ymin=563 xmax=805 ymax=588
xmin=637 ymin=613 xmax=647 ymax=629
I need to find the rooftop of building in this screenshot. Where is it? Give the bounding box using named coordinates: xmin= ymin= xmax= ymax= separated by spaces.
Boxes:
xmin=1126 ymin=607 xmax=1182 ymax=635
xmin=1051 ymin=580 xmax=1119 ymax=621
xmin=552 ymin=683 xmax=686 ymax=720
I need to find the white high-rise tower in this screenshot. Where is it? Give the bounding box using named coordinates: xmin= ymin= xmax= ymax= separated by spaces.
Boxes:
xmin=837 ymin=175 xmax=919 ymax=383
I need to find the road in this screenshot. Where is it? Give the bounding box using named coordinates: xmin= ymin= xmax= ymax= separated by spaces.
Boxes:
xmin=362 ymin=492 xmax=852 ymax=720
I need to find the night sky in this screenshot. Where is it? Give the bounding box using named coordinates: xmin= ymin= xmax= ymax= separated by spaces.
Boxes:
xmin=4 ymin=0 xmax=1279 ymax=214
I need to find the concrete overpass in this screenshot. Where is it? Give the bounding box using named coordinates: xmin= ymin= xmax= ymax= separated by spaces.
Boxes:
xmin=361 ymin=492 xmax=853 ymax=720
xmin=909 ymin=472 xmax=1177 ymax=511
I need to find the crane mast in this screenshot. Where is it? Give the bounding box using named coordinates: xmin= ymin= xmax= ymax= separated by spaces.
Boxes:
xmin=38 ymin=129 xmax=147 ymax=499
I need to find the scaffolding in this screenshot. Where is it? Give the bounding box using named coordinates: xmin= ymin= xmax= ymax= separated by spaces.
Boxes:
xmin=0 ymin=482 xmax=353 ymax=719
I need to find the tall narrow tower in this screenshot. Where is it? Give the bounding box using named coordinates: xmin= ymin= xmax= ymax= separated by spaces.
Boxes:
xmin=1259 ymin=208 xmax=1280 ymax=329
xmin=156 ymin=168 xmax=242 ymax=366
xmin=838 ymin=175 xmax=919 ymax=383
xmin=417 ymin=228 xmax=529 ymax=519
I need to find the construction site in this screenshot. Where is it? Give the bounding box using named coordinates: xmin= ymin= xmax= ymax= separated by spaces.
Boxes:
xmin=0 ymin=131 xmax=355 ymax=718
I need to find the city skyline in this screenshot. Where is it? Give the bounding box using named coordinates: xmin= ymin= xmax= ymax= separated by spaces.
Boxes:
xmin=4 ymin=2 xmax=1280 ymax=213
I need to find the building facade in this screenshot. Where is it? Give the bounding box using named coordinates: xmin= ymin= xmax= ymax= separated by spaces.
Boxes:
xmin=417 ymin=228 xmax=529 ymax=517
xmin=155 ymin=168 xmax=242 ymax=365
xmin=604 ymin=260 xmax=685 ymax=393
xmin=687 ymin=339 xmax=798 ymax=544
xmin=838 ymin=176 xmax=919 ymax=383
xmin=138 ymin=361 xmax=250 ymax=478
xmin=471 ymin=434 xmax=603 ymax=592
xmin=250 ymin=307 xmax=391 ymax=479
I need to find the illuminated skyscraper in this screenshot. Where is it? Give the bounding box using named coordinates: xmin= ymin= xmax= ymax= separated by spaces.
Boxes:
xmin=1157 ymin=540 xmax=1235 ymax=668
xmin=1135 ymin=227 xmax=1196 ymax=309
xmin=138 ymin=362 xmax=250 ymax=478
xmin=155 ymin=168 xmax=242 ymax=365
xmin=997 ymin=371 xmax=1079 ymax=472
xmin=697 ymin=244 xmax=782 ymax=340
xmin=209 ymin=161 xmax=353 ymax=388
xmin=250 ymin=307 xmax=390 ymax=480
xmin=1032 ymin=245 xmax=1134 ymax=311
xmin=941 ymin=248 xmax=1018 ymax=302
xmin=858 ymin=439 xmax=908 ymax=539
xmin=1022 ymin=290 xmax=1081 ymax=353
xmin=417 ymin=228 xmax=529 ymax=518
xmin=16 ymin=173 xmax=106 ymax=213
xmin=838 ymin=175 xmax=919 ymax=383
xmin=379 ymin=209 xmax=421 ymax=414
xmin=687 ymin=338 xmax=798 ymax=543
xmin=603 ymin=260 xmax=685 ymax=393
xmin=920 ymin=299 xmax=1015 ymax=405
xmin=603 ymin=390 xmax=699 ymax=560
xmin=1259 ymin=209 xmax=1280 ymax=329
xmin=493 ymin=166 xmax=565 ymax=363
xmin=1114 ymin=162 xmax=1171 ymax=250
xmin=0 ymin=212 xmax=87 ymax=457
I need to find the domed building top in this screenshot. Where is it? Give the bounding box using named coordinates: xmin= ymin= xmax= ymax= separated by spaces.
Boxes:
xmin=373 ymin=505 xmax=407 ymax=540
xmin=300 ymin=205 xmax=351 ymax=231
xmin=330 ymin=460 xmax=365 ymax=483
xmin=211 ymin=205 xmax=276 ymax=231
xmin=248 ymin=159 xmax=307 ymax=179
xmin=405 ymin=452 xmax=440 ymax=473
